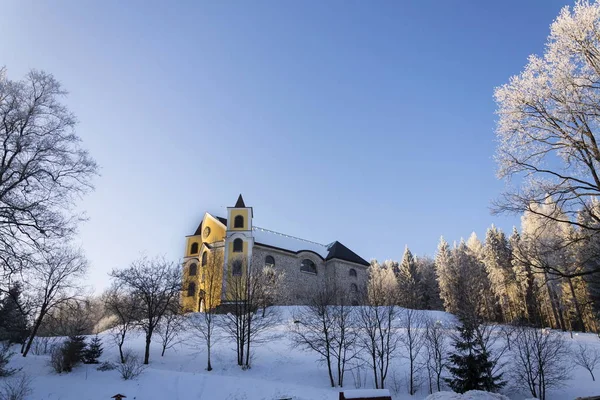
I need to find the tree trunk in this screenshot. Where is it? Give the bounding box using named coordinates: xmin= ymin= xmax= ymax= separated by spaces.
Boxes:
xmin=22 ymin=307 xmax=46 ymax=357
xmin=144 ymin=333 xmax=151 ymax=364
xmin=207 ymin=339 xmax=212 ymax=371
xmin=568 ymin=278 xmax=586 ymax=332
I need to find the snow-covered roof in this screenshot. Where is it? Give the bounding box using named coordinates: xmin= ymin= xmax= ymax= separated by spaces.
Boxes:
xmin=252 ymin=227 xmax=330 ymax=258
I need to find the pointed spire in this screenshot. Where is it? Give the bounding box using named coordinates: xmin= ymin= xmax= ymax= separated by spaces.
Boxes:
xmin=235 ymin=194 xmax=246 ymax=208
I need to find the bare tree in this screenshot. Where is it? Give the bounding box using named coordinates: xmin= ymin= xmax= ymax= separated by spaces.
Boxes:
xmin=156 ymin=301 xmax=185 ymax=357
xmin=186 ymin=248 xmax=223 ymax=371
xmin=103 ymin=285 xmax=140 ymax=364
xmin=424 ymin=318 xmax=448 ymax=393
xmin=572 ymin=342 xmax=600 ymax=381
xmin=357 ymin=261 xmax=401 ymax=389
xmin=290 ymin=285 xmax=358 ymax=387
xmin=0 ymin=69 xmax=97 ymax=289
xmin=511 ymin=326 xmax=571 ymax=400
xmin=400 ymin=308 xmax=427 ymax=395
xmin=21 ymin=245 xmax=87 ymax=357
xmin=110 ymin=255 xmax=181 ymax=364
xmin=220 ymin=258 xmax=283 ymax=368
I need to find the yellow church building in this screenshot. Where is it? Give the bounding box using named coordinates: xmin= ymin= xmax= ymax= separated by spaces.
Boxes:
xmin=181 ymin=195 xmax=370 ymax=312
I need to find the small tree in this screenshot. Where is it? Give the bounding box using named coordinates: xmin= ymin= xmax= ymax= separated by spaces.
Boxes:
xmin=186 ymin=248 xmax=223 ymax=371
xmin=110 ymin=255 xmax=181 ymax=364
xmin=0 ymin=284 xmax=29 ymax=345
xmin=572 ymin=342 xmax=600 ymax=381
xmin=220 ymin=259 xmax=283 ymax=369
xmin=290 ymin=285 xmax=358 ymax=387
xmin=22 ymin=246 xmax=88 ymax=357
xmin=104 ymin=286 xmax=139 ymax=364
xmin=357 ymin=261 xmax=401 ymax=389
xmin=445 ymin=322 xmax=505 ymax=393
xmin=511 ymin=326 xmax=570 ymax=400
xmin=156 ymin=304 xmax=185 ymax=357
xmin=399 ymin=308 xmax=426 ymax=395
xmin=424 ymin=318 xmax=448 ymax=393
xmin=82 ymin=335 xmax=103 ymax=364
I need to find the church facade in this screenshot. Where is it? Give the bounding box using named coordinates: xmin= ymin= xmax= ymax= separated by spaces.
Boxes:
xmin=181 ymin=195 xmax=370 ymax=312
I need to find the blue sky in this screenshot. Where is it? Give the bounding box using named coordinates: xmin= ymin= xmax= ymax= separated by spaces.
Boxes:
xmin=0 ymin=0 xmax=572 ymax=292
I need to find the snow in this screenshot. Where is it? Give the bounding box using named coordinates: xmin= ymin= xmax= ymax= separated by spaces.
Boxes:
xmin=425 ymin=391 xmax=509 ymax=400
xmin=3 ymin=307 xmax=600 ymax=400
xmin=343 ymin=389 xmax=391 ymax=398
xmin=252 ymin=226 xmax=331 ymax=258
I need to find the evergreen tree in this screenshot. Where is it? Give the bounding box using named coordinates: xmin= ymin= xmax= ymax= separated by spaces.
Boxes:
xmin=435 ymin=237 xmax=459 ymax=314
xmin=416 ymin=256 xmax=443 ymax=310
xmin=445 ymin=321 xmax=505 ymax=393
xmin=82 ymin=335 xmax=103 ymax=364
xmin=397 ymin=247 xmax=424 ymax=309
xmin=484 ymin=225 xmax=518 ymax=322
xmin=0 ymin=283 xmax=29 ymax=344
xmin=60 ymin=335 xmax=87 ymax=372
xmin=466 ymin=233 xmax=499 ymax=321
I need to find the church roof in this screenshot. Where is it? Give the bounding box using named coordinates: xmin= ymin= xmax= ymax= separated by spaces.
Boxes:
xmin=235 ymin=194 xmax=246 ymax=208
xmin=253 ymin=227 xmax=369 ymax=266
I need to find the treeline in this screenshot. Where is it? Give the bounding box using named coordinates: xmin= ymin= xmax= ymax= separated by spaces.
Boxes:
xmin=380 ymin=199 xmax=600 ymax=333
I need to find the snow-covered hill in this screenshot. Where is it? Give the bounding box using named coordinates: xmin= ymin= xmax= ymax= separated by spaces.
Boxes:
xmin=3 ymin=307 xmax=600 ymax=400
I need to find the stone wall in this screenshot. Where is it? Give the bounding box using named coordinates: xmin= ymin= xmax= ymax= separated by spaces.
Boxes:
xmin=251 ymin=245 xmax=369 ymax=305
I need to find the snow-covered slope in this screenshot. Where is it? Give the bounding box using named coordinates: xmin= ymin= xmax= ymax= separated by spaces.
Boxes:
xmin=3 ymin=307 xmax=600 ymax=400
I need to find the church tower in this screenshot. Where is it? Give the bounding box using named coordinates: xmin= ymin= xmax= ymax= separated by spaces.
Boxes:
xmin=222 ymin=194 xmax=254 ymax=300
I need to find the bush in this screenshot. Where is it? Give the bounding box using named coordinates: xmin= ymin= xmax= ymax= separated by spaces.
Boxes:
xmin=82 ymin=335 xmax=103 ymax=364
xmin=0 ymin=374 xmax=32 ymax=400
xmin=0 ymin=342 xmax=18 ymax=378
xmin=116 ymin=349 xmax=146 ymax=380
xmin=96 ymin=361 xmax=116 ymax=371
xmin=31 ymin=337 xmax=61 ymax=356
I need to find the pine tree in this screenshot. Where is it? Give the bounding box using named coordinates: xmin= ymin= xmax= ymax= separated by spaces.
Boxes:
xmin=60 ymin=335 xmax=87 ymax=372
xmin=435 ymin=237 xmax=458 ymax=314
xmin=466 ymin=233 xmax=499 ymax=322
xmin=0 ymin=283 xmax=29 ymax=344
xmin=483 ymin=225 xmax=518 ymax=322
xmin=397 ymin=247 xmax=424 ymax=309
xmin=445 ymin=321 xmax=505 ymax=393
xmin=416 ymin=256 xmax=443 ymax=310
xmin=82 ymin=335 xmax=103 ymax=364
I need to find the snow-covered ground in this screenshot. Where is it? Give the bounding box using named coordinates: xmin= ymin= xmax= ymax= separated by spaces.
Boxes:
xmin=3 ymin=307 xmax=600 ymax=400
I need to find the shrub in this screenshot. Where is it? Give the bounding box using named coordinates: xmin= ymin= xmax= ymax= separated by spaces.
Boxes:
xmin=0 ymin=342 xmax=18 ymax=378
xmin=0 ymin=374 xmax=33 ymax=400
xmin=82 ymin=335 xmax=103 ymax=364
xmin=96 ymin=361 xmax=116 ymax=371
xmin=116 ymin=349 xmax=146 ymax=380
xmin=50 ymin=335 xmax=87 ymax=373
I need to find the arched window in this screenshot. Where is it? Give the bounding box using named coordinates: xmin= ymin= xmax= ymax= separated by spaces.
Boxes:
xmin=265 ymin=255 xmax=275 ymax=268
xmin=234 ymin=215 xmax=244 ymax=228
xmin=231 ymin=259 xmax=243 ymax=276
xmin=233 ymin=238 xmax=243 ymax=252
xmin=189 ymin=263 xmax=197 ymax=276
xmin=300 ymin=259 xmax=317 ymax=274
xmin=201 ymin=251 xmax=208 ymax=266
xmin=349 ymin=268 xmax=357 ymax=277
xmin=190 ymin=242 xmax=199 ymax=254
xmin=350 ymin=283 xmax=358 ymax=293
xmin=187 ymin=282 xmax=196 ymax=297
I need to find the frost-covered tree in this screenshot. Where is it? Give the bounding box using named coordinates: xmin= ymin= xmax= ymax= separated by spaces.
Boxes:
xmin=416 ymin=256 xmax=443 ymax=311
xmin=397 ymin=247 xmax=424 ymax=309
xmin=484 ymin=225 xmax=518 ymax=322
xmin=435 ymin=237 xmax=459 ymax=315
xmin=494 ymin=0 xmax=600 ymax=238
xmin=466 ymin=233 xmax=499 ymax=322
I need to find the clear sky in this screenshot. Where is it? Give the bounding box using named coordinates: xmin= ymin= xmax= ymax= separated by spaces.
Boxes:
xmin=0 ymin=0 xmax=572 ymax=293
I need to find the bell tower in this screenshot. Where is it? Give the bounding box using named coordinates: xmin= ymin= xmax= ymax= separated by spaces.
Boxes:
xmin=222 ymin=194 xmax=254 ymax=300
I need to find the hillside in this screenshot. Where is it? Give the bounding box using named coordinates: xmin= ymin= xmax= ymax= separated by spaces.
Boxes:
xmin=3 ymin=307 xmax=600 ymax=400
